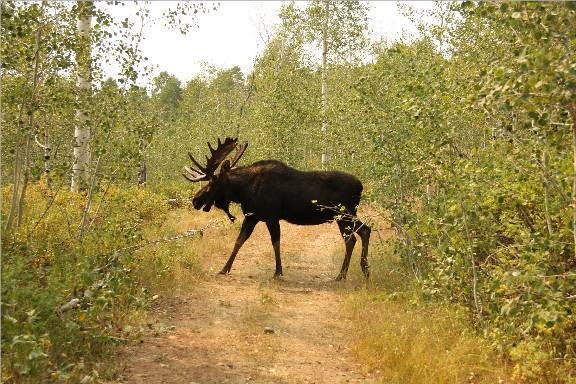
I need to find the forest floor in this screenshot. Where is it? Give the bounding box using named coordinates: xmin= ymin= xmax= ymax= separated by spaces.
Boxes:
xmin=110 ymin=210 xmax=379 ymax=384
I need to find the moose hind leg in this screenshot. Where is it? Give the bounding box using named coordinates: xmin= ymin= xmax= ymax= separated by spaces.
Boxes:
xmin=336 ymin=220 xmax=357 ymax=281
xmin=265 ymin=220 xmax=282 ymax=277
xmin=220 ymin=217 xmax=257 ymax=274
xmin=356 ymin=220 xmax=371 ymax=279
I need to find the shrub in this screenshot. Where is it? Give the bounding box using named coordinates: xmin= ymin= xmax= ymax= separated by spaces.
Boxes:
xmin=1 ymin=183 xmax=170 ymax=382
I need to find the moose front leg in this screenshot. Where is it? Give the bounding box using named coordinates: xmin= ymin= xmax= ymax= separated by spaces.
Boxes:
xmin=265 ymin=220 xmax=282 ymax=277
xmin=219 ymin=217 xmax=257 ymax=274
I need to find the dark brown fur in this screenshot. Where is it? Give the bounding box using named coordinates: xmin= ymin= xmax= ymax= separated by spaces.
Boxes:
xmin=192 ymin=159 xmax=371 ymax=280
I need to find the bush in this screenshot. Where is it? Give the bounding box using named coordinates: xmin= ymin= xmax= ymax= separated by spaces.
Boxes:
xmin=345 ymin=240 xmax=511 ymax=384
xmin=1 ymin=183 xmax=170 ymax=382
xmin=396 ymin=140 xmax=576 ymax=382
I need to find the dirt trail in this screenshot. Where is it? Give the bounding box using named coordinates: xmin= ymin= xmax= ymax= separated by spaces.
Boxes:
xmin=116 ymin=217 xmax=370 ymax=384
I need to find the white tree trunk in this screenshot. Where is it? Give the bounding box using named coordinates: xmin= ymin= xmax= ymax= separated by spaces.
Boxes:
xmin=44 ymin=126 xmax=51 ymax=186
xmin=571 ymin=105 xmax=576 ymax=262
xmin=71 ymin=1 xmax=92 ymax=192
xmin=320 ymin=0 xmax=329 ymax=169
xmin=542 ymin=145 xmax=553 ymax=236
xmin=34 ymin=128 xmax=51 ymax=186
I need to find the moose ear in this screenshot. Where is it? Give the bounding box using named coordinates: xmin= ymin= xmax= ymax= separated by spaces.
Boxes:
xmin=220 ymin=160 xmax=231 ymax=174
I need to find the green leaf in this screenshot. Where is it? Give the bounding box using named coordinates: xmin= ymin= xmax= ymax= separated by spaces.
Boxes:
xmin=27 ymin=351 xmax=48 ymax=361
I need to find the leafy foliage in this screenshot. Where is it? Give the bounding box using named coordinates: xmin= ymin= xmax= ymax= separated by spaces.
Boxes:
xmin=1 ymin=183 xmax=169 ymax=382
xmin=350 ymin=3 xmax=576 ymax=381
xmin=2 ymin=1 xmax=575 ymax=382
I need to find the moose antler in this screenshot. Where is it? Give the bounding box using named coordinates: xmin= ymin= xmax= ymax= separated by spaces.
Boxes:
xmin=183 ymin=137 xmax=247 ymax=182
xmin=229 ymin=142 xmax=248 ymax=168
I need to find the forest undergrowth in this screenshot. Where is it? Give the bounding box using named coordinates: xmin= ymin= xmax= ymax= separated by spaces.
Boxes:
xmin=1 ymin=184 xmax=204 ymax=382
xmin=2 ymin=1 xmax=576 ymax=383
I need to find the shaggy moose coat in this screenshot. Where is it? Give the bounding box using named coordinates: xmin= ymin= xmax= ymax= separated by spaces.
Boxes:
xmin=185 ymin=139 xmax=371 ymax=280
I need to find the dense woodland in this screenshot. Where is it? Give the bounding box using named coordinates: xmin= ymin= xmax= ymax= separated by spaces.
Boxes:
xmin=2 ymin=1 xmax=575 ymax=383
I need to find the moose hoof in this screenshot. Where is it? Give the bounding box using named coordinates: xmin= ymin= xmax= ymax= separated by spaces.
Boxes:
xmin=218 ymin=269 xmax=230 ymax=275
xmin=334 ymin=274 xmax=346 ymax=281
xmin=273 ymin=272 xmax=283 ymax=279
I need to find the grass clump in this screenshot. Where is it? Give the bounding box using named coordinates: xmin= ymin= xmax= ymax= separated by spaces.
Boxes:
xmin=344 ymin=239 xmax=512 ymax=384
xmin=346 ymin=294 xmax=510 ymax=384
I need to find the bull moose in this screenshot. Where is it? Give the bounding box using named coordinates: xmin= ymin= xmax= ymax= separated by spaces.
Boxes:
xmin=182 ymin=137 xmax=371 ymax=280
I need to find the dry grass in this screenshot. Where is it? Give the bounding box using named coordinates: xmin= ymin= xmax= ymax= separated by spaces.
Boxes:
xmin=346 ymin=293 xmax=512 ymax=384
xmin=343 ymin=240 xmax=513 ymax=384
xmin=135 ymin=208 xmax=233 ymax=295
xmin=136 ymin=206 xmax=515 ymax=383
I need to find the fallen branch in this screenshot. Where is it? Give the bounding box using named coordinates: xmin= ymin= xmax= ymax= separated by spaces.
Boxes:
xmin=59 ymin=272 xmax=110 ymax=314
xmin=57 ymin=221 xmax=221 ymax=314
xmin=59 ymin=298 xmax=81 ymax=313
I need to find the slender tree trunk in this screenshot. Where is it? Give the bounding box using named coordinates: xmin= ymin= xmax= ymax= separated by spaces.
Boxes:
xmin=5 ymin=121 xmax=22 ymax=232
xmin=16 ymin=137 xmax=31 ymax=228
xmin=137 ymin=139 xmax=147 ymax=188
xmin=571 ymin=105 xmax=576 ymax=262
xmin=15 ymin=21 xmax=43 ymax=228
xmin=542 ymin=144 xmax=553 ymax=236
xmin=4 ymin=151 xmax=20 ymax=231
xmin=44 ymin=126 xmax=51 ymax=186
xmin=77 ymin=154 xmax=101 ymax=242
xmin=34 ymin=128 xmax=51 ymax=187
xmin=320 ymin=0 xmax=329 ymax=169
xmin=71 ymin=1 xmax=92 ymax=192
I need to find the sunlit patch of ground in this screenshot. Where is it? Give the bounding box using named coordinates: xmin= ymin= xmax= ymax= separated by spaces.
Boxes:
xmin=111 ymin=207 xmax=371 ymax=383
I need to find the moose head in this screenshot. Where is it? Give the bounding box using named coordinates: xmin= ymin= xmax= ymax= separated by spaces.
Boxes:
xmin=182 ymin=137 xmax=248 ymax=222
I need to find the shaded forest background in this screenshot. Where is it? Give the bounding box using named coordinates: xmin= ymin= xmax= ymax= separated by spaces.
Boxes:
xmin=2 ymin=1 xmax=575 ymax=382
